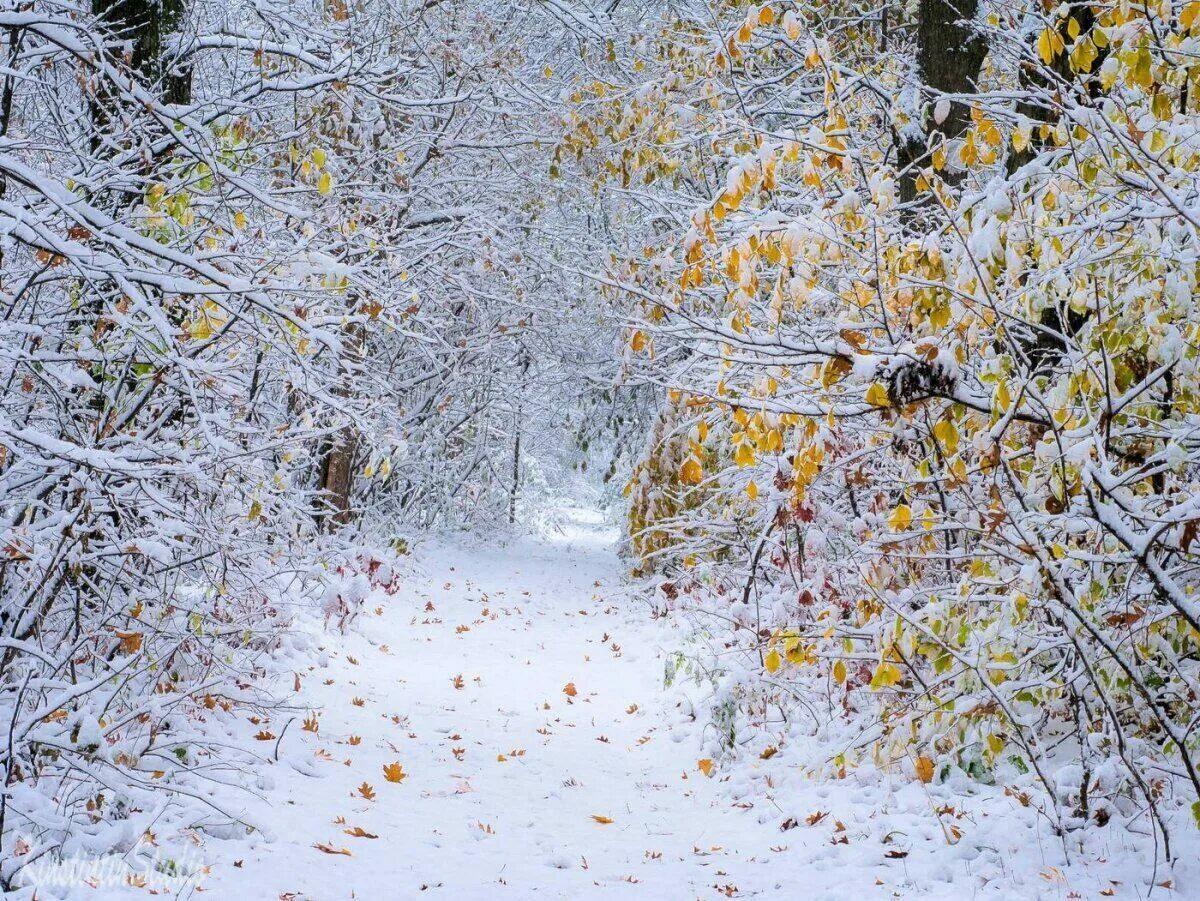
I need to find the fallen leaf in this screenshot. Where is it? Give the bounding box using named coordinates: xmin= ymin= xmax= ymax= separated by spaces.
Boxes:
xmin=344 ymin=826 xmax=378 ymax=839
xmin=698 ymin=758 xmax=715 ymax=777
xmin=591 ymin=814 xmax=614 ymax=824
xmin=383 ymin=762 xmax=407 ymax=783
xmin=313 ymin=843 xmax=352 ymax=856
xmin=563 ymin=682 xmax=578 ymax=697
xmin=357 ymin=782 xmax=376 ymax=801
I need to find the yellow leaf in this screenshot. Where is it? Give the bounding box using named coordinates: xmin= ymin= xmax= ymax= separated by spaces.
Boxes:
xmin=746 ymin=480 xmax=759 ymax=500
xmin=833 ymin=660 xmax=847 ymax=683
xmin=383 ymin=761 xmax=407 ymax=783
xmin=869 ymin=662 xmax=902 ymax=690
xmin=758 ymin=5 xmax=775 ymax=26
xmin=865 ymin=382 xmax=890 ymax=408
xmin=680 ymin=457 xmax=703 ymax=485
xmin=1036 ymin=28 xmax=1062 ymax=64
xmin=233 ymin=211 xmax=247 ymax=230
xmin=932 ymin=418 xmax=959 ymax=453
xmin=318 ymin=171 xmax=333 ymax=195
xmin=1183 ymin=0 xmax=1200 ymax=30
xmin=734 ymin=441 xmax=755 ymax=467
xmin=887 ymin=504 xmax=912 ymax=531
xmin=995 ymin=380 xmax=1012 ymax=413
xmin=1012 ymin=124 xmax=1032 ymax=152
xmin=698 ymin=758 xmax=715 ymax=777
xmin=764 ymin=649 xmax=782 ymax=673
xmin=784 ymin=11 xmax=801 ymax=40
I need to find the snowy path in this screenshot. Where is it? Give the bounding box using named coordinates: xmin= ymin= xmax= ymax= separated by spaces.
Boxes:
xmin=198 ymin=512 xmax=1152 ymax=900
xmin=207 ymin=512 xmax=793 ymax=899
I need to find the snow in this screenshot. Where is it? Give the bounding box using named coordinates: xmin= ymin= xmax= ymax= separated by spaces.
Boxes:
xmin=35 ymin=509 xmax=1195 ymax=899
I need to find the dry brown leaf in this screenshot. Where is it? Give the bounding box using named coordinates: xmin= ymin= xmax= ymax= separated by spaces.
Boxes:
xmin=313 ymin=842 xmax=351 ymax=856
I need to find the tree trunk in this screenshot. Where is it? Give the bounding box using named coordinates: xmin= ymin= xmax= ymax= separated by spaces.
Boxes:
xmin=316 ymin=320 xmax=366 ymax=531
xmin=508 ymin=408 xmax=521 ymax=525
xmin=897 ymin=0 xmax=989 ymax=206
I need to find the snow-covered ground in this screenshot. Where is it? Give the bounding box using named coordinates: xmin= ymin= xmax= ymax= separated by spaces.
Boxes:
xmin=89 ymin=509 xmax=1189 ymax=900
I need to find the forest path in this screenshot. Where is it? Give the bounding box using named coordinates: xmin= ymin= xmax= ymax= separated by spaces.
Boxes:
xmin=204 ymin=510 xmax=806 ymax=899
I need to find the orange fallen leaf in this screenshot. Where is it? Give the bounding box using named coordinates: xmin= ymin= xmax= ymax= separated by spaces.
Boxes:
xmin=697 ymin=758 xmax=714 ymax=777
xmin=357 ymin=782 xmax=376 ymax=801
xmin=383 ymin=761 xmax=407 ymax=783
xmin=254 ymin=730 xmax=276 ymax=741
xmin=344 ymin=826 xmax=378 ymax=839
xmin=313 ymin=843 xmax=352 ymax=856
xmin=563 ymin=682 xmax=578 ymax=697
xmin=591 ymin=815 xmax=614 ymax=824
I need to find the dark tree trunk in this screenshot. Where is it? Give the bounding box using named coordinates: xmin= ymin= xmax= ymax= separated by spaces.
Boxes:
xmin=897 ymin=0 xmax=989 ymax=207
xmin=316 ymin=321 xmax=366 ymax=531
xmin=1007 ymin=3 xmax=1104 ymax=174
